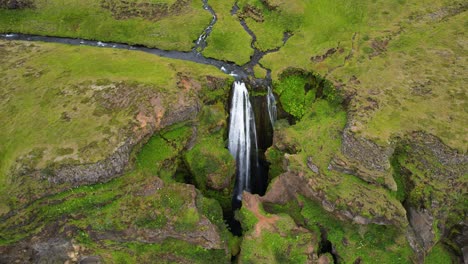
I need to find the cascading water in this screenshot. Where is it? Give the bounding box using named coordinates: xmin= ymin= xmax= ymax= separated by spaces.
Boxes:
xmin=266 ymin=86 xmax=277 ymax=127
xmin=228 ymin=81 xmax=259 ymax=201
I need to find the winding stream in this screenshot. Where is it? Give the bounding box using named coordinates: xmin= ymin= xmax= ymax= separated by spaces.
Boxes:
xmin=193 ymin=0 xmax=217 ymax=53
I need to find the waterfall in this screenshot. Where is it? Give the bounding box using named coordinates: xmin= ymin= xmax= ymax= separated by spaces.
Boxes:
xmin=228 ymin=82 xmax=259 ymax=201
xmin=267 ymin=86 xmax=277 ymax=127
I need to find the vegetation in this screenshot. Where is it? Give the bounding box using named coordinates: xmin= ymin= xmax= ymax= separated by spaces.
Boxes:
xmin=0 ymin=0 xmax=212 ymax=51
xmin=0 ymin=124 xmax=232 ymax=262
xmin=0 ymin=0 xmax=466 ymax=263
xmin=182 ymin=103 xmax=236 ymax=211
xmin=0 ymin=39 xmax=227 ymax=213
xmin=201 ymin=0 xmax=253 ymax=65
xmin=237 ymin=196 xmax=317 ymax=263
xmin=266 ymin=196 xmax=413 ymax=263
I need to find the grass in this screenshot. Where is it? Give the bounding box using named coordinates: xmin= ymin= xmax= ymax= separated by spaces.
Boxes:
xmin=0 ymin=0 xmax=212 ymax=51
xmin=236 ymin=0 xmax=303 ymax=51
xmin=0 ymin=39 xmax=227 ymax=214
xmin=201 ymin=0 xmax=253 ymax=65
xmin=256 ymin=0 xmax=466 ymax=151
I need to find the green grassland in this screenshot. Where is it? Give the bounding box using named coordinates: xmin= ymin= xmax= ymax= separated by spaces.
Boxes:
xmin=201 ymin=0 xmax=253 ymax=65
xmin=0 ymin=39 xmax=227 ymax=214
xmin=0 ymin=0 xmax=211 ymax=51
xmin=250 ymin=0 xmax=467 ymax=151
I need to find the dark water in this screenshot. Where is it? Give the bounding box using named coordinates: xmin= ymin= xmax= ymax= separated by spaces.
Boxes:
xmin=193 ymin=0 xmax=217 ymax=53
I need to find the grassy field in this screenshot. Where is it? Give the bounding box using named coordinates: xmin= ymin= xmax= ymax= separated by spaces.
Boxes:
xmin=0 ymin=0 xmax=211 ymax=51
xmin=253 ymin=0 xmax=467 ymax=151
xmin=0 ymin=39 xmax=227 ymax=214
xmin=201 ymin=0 xmax=253 ymax=65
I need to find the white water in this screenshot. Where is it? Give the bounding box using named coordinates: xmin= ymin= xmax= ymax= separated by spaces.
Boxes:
xmin=267 ymin=86 xmax=277 ymax=127
xmin=228 ymin=82 xmax=258 ymax=201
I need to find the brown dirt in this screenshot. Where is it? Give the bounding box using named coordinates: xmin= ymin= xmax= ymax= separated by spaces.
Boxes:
xmin=243 ymin=192 xmax=280 ymax=237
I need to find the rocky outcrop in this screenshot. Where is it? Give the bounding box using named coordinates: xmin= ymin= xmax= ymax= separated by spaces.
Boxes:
xmin=396 ymin=132 xmax=467 ymax=259
xmin=50 ymin=138 xmax=133 ymax=186
xmin=238 ymin=192 xmax=318 ymax=263
xmin=48 ymin=88 xmax=200 ymax=187
xmin=262 ymin=171 xmax=406 ymax=226
xmin=0 ymin=0 xmax=34 ymax=9
xmin=90 ymin=184 xmax=225 ymax=250
xmin=0 ymin=179 xmax=230 ymax=263
xmin=330 ymin=126 xmax=397 ymax=190
xmin=407 ymin=207 xmax=435 ymax=252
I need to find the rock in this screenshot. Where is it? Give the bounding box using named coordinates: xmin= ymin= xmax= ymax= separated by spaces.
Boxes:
xmin=0 ymin=0 xmax=34 ymax=9
xmin=79 ymin=256 xmax=102 ymax=264
xmin=32 ymin=238 xmax=75 ymax=263
xmin=262 ymin=172 xmax=406 ymax=226
xmin=407 ymin=207 xmax=434 ymax=252
xmin=330 ymin=126 xmax=397 ymax=191
xmin=397 ymin=132 xmax=467 ymax=257
xmin=318 ymin=253 xmax=333 ymax=264
xmin=307 ymin=156 xmax=319 ymax=173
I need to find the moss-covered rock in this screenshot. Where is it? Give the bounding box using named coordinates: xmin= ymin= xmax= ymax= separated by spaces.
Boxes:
xmin=393 ymin=132 xmax=467 ymax=259
xmin=237 ymin=192 xmax=318 ymax=264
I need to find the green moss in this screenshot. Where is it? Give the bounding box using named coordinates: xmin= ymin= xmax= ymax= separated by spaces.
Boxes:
xmin=240 ymin=229 xmax=313 ymax=264
xmin=265 ymin=147 xmax=284 ymax=179
xmin=297 ymin=196 xmax=413 ymax=263
xmin=236 ymin=206 xmax=259 ymax=232
xmin=238 ymin=202 xmax=316 ymax=264
xmin=97 ymin=237 xmax=229 ymax=263
xmin=274 ymin=74 xmax=313 ymax=119
xmin=184 ymin=104 xmax=235 ymax=210
xmin=425 ymin=243 xmax=457 ymax=264
xmin=185 ymin=136 xmax=235 ymax=190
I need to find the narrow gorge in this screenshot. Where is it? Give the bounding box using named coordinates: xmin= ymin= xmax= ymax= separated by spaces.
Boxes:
xmin=0 ymin=0 xmax=466 ymax=263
